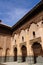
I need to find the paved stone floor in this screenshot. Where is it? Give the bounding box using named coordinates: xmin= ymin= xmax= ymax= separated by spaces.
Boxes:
xmin=1 ymin=62 xmax=43 ymax=65
xmin=1 ymin=62 xmax=28 ymax=65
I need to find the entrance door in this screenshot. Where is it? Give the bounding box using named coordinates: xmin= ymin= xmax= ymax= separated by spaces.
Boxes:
xmin=14 ymin=47 xmax=17 ymax=61
xmin=32 ymin=42 xmax=42 ymax=64
xmin=21 ymin=45 xmax=27 ymax=62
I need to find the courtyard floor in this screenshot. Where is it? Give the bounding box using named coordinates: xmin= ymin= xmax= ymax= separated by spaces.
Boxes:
xmin=0 ymin=62 xmax=43 ymax=65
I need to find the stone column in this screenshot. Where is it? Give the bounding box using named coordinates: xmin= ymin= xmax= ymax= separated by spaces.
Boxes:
xmin=28 ymin=45 xmax=34 ymax=64
xmin=17 ymin=44 xmax=22 ymax=63
xmin=26 ymin=40 xmax=34 ymax=64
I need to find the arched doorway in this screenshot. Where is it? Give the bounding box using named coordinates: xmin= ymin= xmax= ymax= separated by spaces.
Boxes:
xmin=14 ymin=47 xmax=17 ymax=61
xmin=0 ymin=47 xmax=3 ymax=56
xmin=5 ymin=48 xmax=9 ymax=62
xmin=32 ymin=42 xmax=42 ymax=64
xmin=21 ymin=45 xmax=27 ymax=62
xmin=0 ymin=47 xmax=3 ymax=62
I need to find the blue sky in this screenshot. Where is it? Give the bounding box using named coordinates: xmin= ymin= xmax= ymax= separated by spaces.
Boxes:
xmin=0 ymin=0 xmax=41 ymax=26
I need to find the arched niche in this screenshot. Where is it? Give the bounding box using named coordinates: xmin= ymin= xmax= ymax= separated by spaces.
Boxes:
xmin=32 ymin=42 xmax=42 ymax=64
xmin=0 ymin=47 xmax=3 ymax=56
xmin=29 ymin=23 xmax=38 ymax=40
xmin=5 ymin=48 xmax=10 ymax=62
xmin=20 ymin=30 xmax=26 ymax=43
xmin=14 ymin=47 xmax=17 ymax=61
xmin=21 ymin=45 xmax=27 ymax=62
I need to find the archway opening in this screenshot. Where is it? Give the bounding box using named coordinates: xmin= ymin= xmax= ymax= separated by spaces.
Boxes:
xmin=14 ymin=47 xmax=17 ymax=61
xmin=0 ymin=47 xmax=3 ymax=62
xmin=32 ymin=42 xmax=42 ymax=64
xmin=5 ymin=48 xmax=9 ymax=62
xmin=0 ymin=47 xmax=3 ymax=56
xmin=21 ymin=45 xmax=27 ymax=62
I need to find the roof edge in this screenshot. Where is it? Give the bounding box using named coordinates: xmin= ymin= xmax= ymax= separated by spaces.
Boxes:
xmin=12 ymin=1 xmax=43 ymax=30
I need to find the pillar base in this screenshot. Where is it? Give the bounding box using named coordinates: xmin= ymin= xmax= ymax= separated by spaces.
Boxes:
xmin=5 ymin=56 xmax=14 ymax=62
xmin=26 ymin=56 xmax=34 ymax=64
xmin=17 ymin=56 xmax=22 ymax=63
xmin=37 ymin=56 xmax=43 ymax=63
xmin=0 ymin=56 xmax=5 ymax=63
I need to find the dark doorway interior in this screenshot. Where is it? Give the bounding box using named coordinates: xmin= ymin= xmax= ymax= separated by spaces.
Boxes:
xmin=21 ymin=45 xmax=27 ymax=62
xmin=14 ymin=47 xmax=17 ymax=61
xmin=32 ymin=42 xmax=42 ymax=64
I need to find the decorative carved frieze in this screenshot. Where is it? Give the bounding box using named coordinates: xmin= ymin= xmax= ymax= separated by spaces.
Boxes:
xmin=29 ymin=37 xmax=41 ymax=45
xmin=19 ymin=42 xmax=26 ymax=48
xmin=12 ymin=11 xmax=43 ymax=34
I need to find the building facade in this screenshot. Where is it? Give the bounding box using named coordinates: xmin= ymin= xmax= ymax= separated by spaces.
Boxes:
xmin=0 ymin=1 xmax=43 ymax=64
